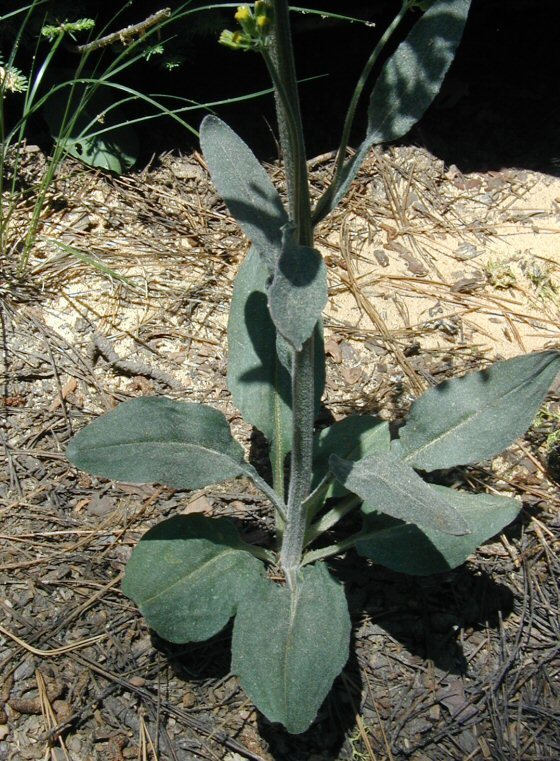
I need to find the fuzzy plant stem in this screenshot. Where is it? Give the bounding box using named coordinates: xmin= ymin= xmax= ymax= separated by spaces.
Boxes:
xmin=267 ymin=0 xmax=316 ymax=581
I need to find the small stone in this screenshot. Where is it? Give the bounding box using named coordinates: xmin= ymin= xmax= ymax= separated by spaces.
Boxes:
xmin=182 ymin=690 xmax=196 ymax=709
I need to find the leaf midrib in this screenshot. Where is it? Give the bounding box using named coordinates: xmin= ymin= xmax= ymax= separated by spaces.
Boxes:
xmin=141 ymin=547 xmax=245 ymax=605
xmin=403 ymin=374 xmax=537 ymax=462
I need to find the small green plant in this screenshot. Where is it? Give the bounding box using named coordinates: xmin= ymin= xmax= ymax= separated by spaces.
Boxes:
xmin=1 ymin=2 xmax=184 ymax=268
xmin=0 ymin=1 xmax=259 ymax=271
xmin=67 ymin=0 xmax=560 ymax=734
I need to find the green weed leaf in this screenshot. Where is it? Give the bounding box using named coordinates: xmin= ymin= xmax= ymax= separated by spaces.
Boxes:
xmin=398 ymin=351 xmax=560 ymax=471
xmin=67 ymin=397 xmax=252 ymax=489
xmin=268 ymin=227 xmax=328 ymax=351
xmin=232 ymin=563 xmax=350 ymax=734
xmin=312 ymin=416 xmax=391 ymax=498
xmin=44 ymin=87 xmax=138 ymax=173
xmin=200 ymin=115 xmax=288 ymax=272
xmin=357 ymin=485 xmax=521 ymax=575
xmin=329 ymin=451 xmax=469 ymax=535
xmin=228 ymin=247 xmax=325 ymax=467
xmin=122 ymin=515 xmax=264 ymax=642
xmin=328 ymin=0 xmax=471 ymax=216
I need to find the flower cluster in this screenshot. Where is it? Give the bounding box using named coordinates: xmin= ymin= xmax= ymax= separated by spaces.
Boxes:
xmin=41 ymin=18 xmax=96 ymax=42
xmin=0 ymin=62 xmax=28 ymax=95
xmin=219 ymin=2 xmax=273 ymax=52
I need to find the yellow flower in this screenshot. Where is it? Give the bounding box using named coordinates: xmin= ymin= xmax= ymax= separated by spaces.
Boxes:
xmin=234 ymin=5 xmax=252 ymax=23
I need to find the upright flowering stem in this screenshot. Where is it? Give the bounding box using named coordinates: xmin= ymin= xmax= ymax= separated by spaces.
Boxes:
xmin=265 ymin=0 xmax=316 ymax=583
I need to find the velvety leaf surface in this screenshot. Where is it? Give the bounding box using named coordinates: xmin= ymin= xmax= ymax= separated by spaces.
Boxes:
xmin=322 ymin=0 xmax=471 ymax=220
xmin=67 ymin=397 xmax=249 ymax=489
xmin=200 ymin=115 xmax=288 ymax=272
xmin=312 ymin=416 xmax=391 ymax=498
xmin=357 ymin=485 xmax=521 ymax=575
xmin=122 ymin=515 xmax=264 ymax=642
xmin=227 ymin=247 xmax=325 ymax=469
xmin=329 ymin=451 xmax=469 ymax=535
xmin=268 ymin=228 xmax=328 ymax=351
xmin=227 ymin=246 xmax=293 ymax=470
xmin=232 ymin=563 xmax=350 ymax=734
xmin=366 ymin=0 xmax=472 ymax=144
xmin=398 ymin=351 xmax=560 ymax=471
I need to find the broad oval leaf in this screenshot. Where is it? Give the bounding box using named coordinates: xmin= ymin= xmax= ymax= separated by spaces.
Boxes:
xmin=122 ymin=515 xmax=264 ymax=642
xmin=200 ymin=115 xmax=288 ymax=272
xmin=268 ymin=227 xmax=328 ymax=351
xmin=329 ymin=451 xmax=469 ymax=535
xmin=232 ymin=562 xmax=350 ymax=734
xmin=67 ymin=397 xmax=250 ymax=489
xmin=318 ymin=0 xmax=471 ymax=221
xmin=227 ymin=247 xmax=325 ymax=469
xmin=357 ymin=485 xmax=521 ymax=575
xmin=312 ymin=415 xmax=391 ymax=498
xmin=398 ymin=351 xmax=560 ymax=471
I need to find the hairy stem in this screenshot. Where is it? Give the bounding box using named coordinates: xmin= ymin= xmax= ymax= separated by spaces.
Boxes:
xmin=268 ymin=0 xmax=316 ymax=581
xmin=279 ymin=335 xmax=315 ymax=576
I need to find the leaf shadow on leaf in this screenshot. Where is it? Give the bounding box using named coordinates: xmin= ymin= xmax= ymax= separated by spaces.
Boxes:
xmin=238 ymin=290 xmax=292 ymax=407
xmin=221 ymin=188 xmax=286 ymax=270
xmin=366 ymin=3 xmax=471 ymax=146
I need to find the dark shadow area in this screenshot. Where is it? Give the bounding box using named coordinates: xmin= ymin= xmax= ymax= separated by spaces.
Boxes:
xmin=333 ymin=551 xmax=515 ymax=676
xmin=6 ymin=1 xmax=559 ymax=176
xmin=151 ymin=625 xmax=233 ymax=683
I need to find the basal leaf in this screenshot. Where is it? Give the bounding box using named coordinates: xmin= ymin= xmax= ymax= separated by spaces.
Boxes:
xmin=312 ymin=416 xmax=391 ymax=498
xmin=200 ymin=115 xmax=288 ymax=272
xmin=321 ymin=0 xmax=471 ymax=219
xmin=67 ymin=397 xmax=251 ymax=489
xmin=268 ymin=227 xmax=328 ymax=351
xmin=329 ymin=451 xmax=469 ymax=535
xmin=398 ymin=351 xmax=560 ymax=471
xmin=232 ymin=562 xmax=350 ymax=734
xmin=122 ymin=515 xmax=264 ymax=642
xmin=227 ymin=247 xmax=325 ymax=469
xmin=357 ymin=485 xmax=521 ymax=575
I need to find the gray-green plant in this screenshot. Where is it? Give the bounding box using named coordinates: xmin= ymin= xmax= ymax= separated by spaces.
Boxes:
xmin=67 ymin=0 xmax=560 ymax=735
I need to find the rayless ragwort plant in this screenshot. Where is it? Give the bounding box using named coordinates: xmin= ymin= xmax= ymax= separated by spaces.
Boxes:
xmin=67 ymin=0 xmax=560 ymax=734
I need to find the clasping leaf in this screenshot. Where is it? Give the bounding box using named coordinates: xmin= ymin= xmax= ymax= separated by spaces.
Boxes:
xmin=268 ymin=226 xmax=328 ymax=351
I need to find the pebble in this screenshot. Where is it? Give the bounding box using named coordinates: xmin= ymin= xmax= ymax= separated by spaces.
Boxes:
xmin=14 ymin=659 xmax=34 ymax=682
